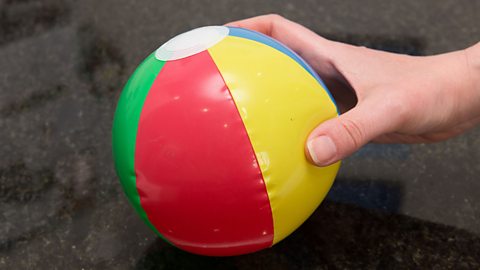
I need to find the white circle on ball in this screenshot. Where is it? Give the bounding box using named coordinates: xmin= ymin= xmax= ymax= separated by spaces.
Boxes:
xmin=155 ymin=26 xmax=229 ymax=61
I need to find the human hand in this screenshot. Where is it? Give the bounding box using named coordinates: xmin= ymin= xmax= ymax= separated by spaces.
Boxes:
xmin=227 ymin=14 xmax=480 ymax=167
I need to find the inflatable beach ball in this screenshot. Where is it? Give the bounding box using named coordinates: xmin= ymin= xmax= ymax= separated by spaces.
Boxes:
xmin=112 ymin=26 xmax=340 ymax=256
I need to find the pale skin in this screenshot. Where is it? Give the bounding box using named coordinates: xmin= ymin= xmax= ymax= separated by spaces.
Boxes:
xmin=227 ymin=14 xmax=480 ymax=167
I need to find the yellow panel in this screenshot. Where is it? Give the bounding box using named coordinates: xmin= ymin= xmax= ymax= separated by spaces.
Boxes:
xmin=208 ymin=36 xmax=340 ymax=244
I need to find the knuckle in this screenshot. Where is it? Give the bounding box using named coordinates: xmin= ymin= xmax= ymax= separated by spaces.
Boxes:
xmin=266 ymin=13 xmax=283 ymax=21
xmin=261 ymin=14 xmax=285 ymax=36
xmin=390 ymin=94 xmax=415 ymax=126
xmin=338 ymin=118 xmax=365 ymax=149
xmin=377 ymin=91 xmax=414 ymax=129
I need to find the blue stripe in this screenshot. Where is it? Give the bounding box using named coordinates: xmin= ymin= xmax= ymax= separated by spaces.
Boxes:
xmin=227 ymin=26 xmax=338 ymax=113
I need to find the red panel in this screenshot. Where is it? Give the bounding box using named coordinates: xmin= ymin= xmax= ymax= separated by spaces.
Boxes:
xmin=134 ymin=51 xmax=274 ymax=256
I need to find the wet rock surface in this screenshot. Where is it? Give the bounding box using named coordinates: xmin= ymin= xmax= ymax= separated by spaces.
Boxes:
xmin=0 ymin=0 xmax=479 ymax=269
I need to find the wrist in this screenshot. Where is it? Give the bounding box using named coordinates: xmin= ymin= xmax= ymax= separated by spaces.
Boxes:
xmin=464 ymin=43 xmax=480 ymax=118
xmin=465 ymin=42 xmax=480 ymax=95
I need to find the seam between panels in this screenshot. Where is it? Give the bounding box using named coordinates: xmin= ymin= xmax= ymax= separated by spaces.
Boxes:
xmin=206 ymin=48 xmax=275 ymax=247
xmin=132 ymin=58 xmax=174 ymax=246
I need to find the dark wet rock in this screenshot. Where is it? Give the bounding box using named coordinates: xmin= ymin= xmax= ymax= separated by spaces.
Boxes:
xmin=0 ymin=0 xmax=479 ymax=269
xmin=77 ymin=24 xmax=125 ymax=98
xmin=0 ymin=0 xmax=70 ymax=46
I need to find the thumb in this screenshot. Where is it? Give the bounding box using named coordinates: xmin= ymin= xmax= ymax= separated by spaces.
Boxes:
xmin=306 ymin=100 xmax=400 ymax=166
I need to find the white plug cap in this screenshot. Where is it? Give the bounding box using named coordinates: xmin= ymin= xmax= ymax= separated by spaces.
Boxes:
xmin=155 ymin=26 xmax=229 ymax=61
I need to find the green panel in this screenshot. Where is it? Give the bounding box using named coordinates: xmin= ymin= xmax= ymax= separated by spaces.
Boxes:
xmin=112 ymin=53 xmax=169 ymax=241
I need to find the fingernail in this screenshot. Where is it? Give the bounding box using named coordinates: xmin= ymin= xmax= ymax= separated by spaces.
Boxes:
xmin=307 ymin=136 xmax=337 ymax=166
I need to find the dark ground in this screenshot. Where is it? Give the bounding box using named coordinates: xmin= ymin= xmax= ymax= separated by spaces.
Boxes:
xmin=0 ymin=0 xmax=479 ymax=269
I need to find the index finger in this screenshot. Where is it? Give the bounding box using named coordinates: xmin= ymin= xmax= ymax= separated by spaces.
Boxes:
xmin=225 ymin=14 xmax=329 ymax=60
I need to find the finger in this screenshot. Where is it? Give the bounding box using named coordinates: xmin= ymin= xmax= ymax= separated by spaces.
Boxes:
xmin=226 ymin=14 xmax=330 ymax=58
xmin=306 ymin=97 xmax=405 ymax=166
xmin=226 ymin=14 xmax=279 ymax=36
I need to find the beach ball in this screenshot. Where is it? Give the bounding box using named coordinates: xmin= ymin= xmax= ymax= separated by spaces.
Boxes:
xmin=112 ymin=26 xmax=340 ymax=256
